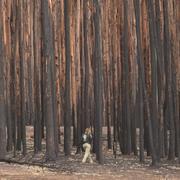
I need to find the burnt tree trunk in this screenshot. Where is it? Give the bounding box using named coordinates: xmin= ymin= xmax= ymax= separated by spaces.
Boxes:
xmin=19 ymin=0 xmax=26 ymax=155
xmin=163 ymin=0 xmax=175 ymax=161
xmin=123 ymin=0 xmax=131 ymax=154
xmin=0 ymin=0 xmax=7 ymax=160
xmin=41 ymin=0 xmax=58 ymax=161
xmin=93 ymin=0 xmax=104 ymax=164
xmin=34 ymin=0 xmax=42 ymax=153
xmin=64 ymin=0 xmax=71 ymax=156
xmin=134 ymin=0 xmax=157 ymax=165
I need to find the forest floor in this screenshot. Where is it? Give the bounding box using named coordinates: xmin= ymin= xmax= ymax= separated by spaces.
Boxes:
xmin=1 ymin=127 xmax=180 ymax=180
xmin=1 ymin=160 xmax=180 ymax=180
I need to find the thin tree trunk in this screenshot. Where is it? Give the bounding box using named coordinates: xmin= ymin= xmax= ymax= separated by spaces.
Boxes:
xmin=123 ymin=0 xmax=131 ymax=154
xmin=34 ymin=0 xmax=42 ymax=153
xmin=0 ymin=0 xmax=7 ymax=160
xmin=93 ymin=0 xmax=104 ymax=164
xmin=19 ymin=0 xmax=26 ymax=155
xmin=64 ymin=0 xmax=71 ymax=156
xmin=84 ymin=0 xmax=90 ymax=128
xmin=163 ymin=0 xmax=175 ymax=161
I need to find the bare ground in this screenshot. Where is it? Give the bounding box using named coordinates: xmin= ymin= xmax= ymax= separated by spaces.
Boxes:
xmin=1 ymin=127 xmax=180 ymax=180
xmin=1 ymin=160 xmax=180 ymax=180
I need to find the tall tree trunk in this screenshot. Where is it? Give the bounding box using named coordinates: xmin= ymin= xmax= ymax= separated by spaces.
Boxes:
xmin=64 ymin=0 xmax=71 ymax=156
xmin=0 ymin=0 xmax=7 ymax=160
xmin=41 ymin=0 xmax=58 ymax=161
xmin=83 ymin=0 xmax=90 ymax=128
xmin=19 ymin=0 xmax=26 ymax=155
xmin=163 ymin=0 xmax=175 ymax=161
xmin=146 ymin=0 xmax=159 ymax=161
xmin=155 ymin=0 xmax=165 ymax=158
xmin=34 ymin=0 xmax=42 ymax=153
xmin=123 ymin=0 xmax=131 ymax=154
xmin=10 ymin=0 xmax=19 ymax=156
xmin=5 ymin=0 xmax=13 ymax=152
xmin=93 ymin=0 xmax=104 ymax=164
xmin=74 ymin=0 xmax=81 ymax=148
xmin=134 ymin=0 xmax=157 ymax=165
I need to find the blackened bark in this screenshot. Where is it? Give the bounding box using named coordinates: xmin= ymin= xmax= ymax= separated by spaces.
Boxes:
xmin=93 ymin=0 xmax=104 ymax=164
xmin=0 ymin=1 xmax=7 ymax=159
xmin=146 ymin=0 xmax=159 ymax=161
xmin=80 ymin=3 xmax=85 ymax=133
xmin=83 ymin=0 xmax=90 ymax=128
xmin=106 ymin=63 xmax=112 ymax=149
xmin=34 ymin=0 xmax=42 ymax=153
xmin=134 ymin=0 xmax=157 ymax=165
xmin=64 ymin=0 xmax=71 ymax=156
xmin=16 ymin=1 xmax=21 ymax=152
xmin=139 ymin=76 xmax=144 ymax=162
xmin=5 ymin=0 xmax=13 ymax=152
xmin=163 ymin=0 xmax=175 ymax=161
xmin=19 ymin=0 xmax=26 ymax=155
xmin=123 ymin=0 xmax=131 ymax=154
xmin=10 ymin=0 xmax=19 ymax=156
xmin=172 ymin=58 xmax=180 ymax=160
xmin=41 ymin=0 xmax=57 ymax=161
xmin=155 ymin=0 xmax=165 ymax=158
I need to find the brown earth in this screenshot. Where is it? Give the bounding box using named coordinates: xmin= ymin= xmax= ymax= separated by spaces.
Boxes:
xmin=1 ymin=127 xmax=180 ymax=180
xmin=1 ymin=161 xmax=180 ymax=180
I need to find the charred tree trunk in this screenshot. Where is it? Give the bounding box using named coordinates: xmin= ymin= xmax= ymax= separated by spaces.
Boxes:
xmin=41 ymin=0 xmax=58 ymax=161
xmin=163 ymin=0 xmax=175 ymax=161
xmin=123 ymin=0 xmax=131 ymax=154
xmin=146 ymin=0 xmax=159 ymax=161
xmin=134 ymin=0 xmax=157 ymax=165
xmin=83 ymin=0 xmax=90 ymax=128
xmin=34 ymin=0 xmax=42 ymax=153
xmin=93 ymin=0 xmax=104 ymax=164
xmin=64 ymin=0 xmax=71 ymax=156
xmin=0 ymin=0 xmax=7 ymax=160
xmin=19 ymin=0 xmax=26 ymax=155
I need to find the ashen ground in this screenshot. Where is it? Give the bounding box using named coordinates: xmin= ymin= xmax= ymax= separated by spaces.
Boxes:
xmin=1 ymin=127 xmax=180 ymax=179
xmin=0 ymin=161 xmax=180 ymax=180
